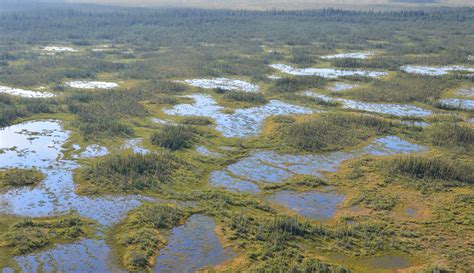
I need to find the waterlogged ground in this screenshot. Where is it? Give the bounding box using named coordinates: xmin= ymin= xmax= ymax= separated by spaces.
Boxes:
xmin=0 ymin=86 xmax=55 ymax=98
xmin=15 ymin=238 xmax=125 ymax=273
xmin=153 ymin=215 xmax=235 ymax=273
xmin=196 ymin=145 xmax=222 ymax=158
xmin=178 ymin=78 xmax=259 ymax=92
xmin=209 ymin=136 xmax=426 ymax=193
xmin=401 ymin=65 xmax=474 ymax=76
xmin=121 ymin=138 xmax=149 ymax=154
xmin=328 ymin=82 xmax=359 ymax=92
xmin=164 ymin=94 xmax=315 ymax=137
xmin=456 ymin=87 xmax=474 ymax=97
xmin=269 ymin=64 xmax=388 ymax=78
xmin=0 ymin=120 xmax=153 ymax=271
xmin=302 ymin=91 xmax=432 ymax=117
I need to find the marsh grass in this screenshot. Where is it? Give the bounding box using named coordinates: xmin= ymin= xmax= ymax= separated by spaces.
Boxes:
xmin=345 ymin=74 xmax=456 ymax=103
xmin=271 ymin=77 xmax=327 ymax=93
xmin=150 ymin=125 xmax=195 ymax=151
xmin=116 ymin=204 xmax=187 ymax=271
xmin=223 ymin=91 xmax=268 ymax=104
xmin=0 ymin=216 xmax=94 ymax=255
xmin=389 ymin=156 xmax=474 ymax=185
xmin=81 ymin=152 xmax=183 ymax=192
xmin=180 ymin=116 xmax=213 ymax=126
xmin=0 ymin=168 xmax=44 ymax=188
xmin=427 ymin=123 xmax=474 ymax=152
xmin=279 ymin=113 xmax=395 ymax=151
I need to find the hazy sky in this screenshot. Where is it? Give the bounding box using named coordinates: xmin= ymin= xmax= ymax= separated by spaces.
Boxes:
xmin=61 ymin=0 xmax=474 ymax=9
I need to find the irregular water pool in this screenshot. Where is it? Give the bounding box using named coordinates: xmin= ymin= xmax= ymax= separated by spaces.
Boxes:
xmin=164 ymin=94 xmax=315 ymax=137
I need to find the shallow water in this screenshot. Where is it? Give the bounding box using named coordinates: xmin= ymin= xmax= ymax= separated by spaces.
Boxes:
xmin=0 ymin=120 xmax=148 ymax=225
xmin=66 ymin=81 xmax=119 ymax=89
xmin=328 ymin=82 xmax=359 ymax=92
xmin=152 ymin=118 xmax=175 ymax=125
xmin=0 ymin=120 xmax=152 ymax=271
xmin=456 ymin=87 xmax=474 ymax=98
xmin=164 ymin=94 xmax=315 ymax=137
xmin=196 ymin=146 xmax=222 ymax=158
xmin=122 ymin=138 xmax=149 ymax=154
xmin=153 ymin=214 xmax=234 ymax=273
xmin=76 ymin=144 xmax=109 ymax=158
xmin=209 ymin=136 xmax=426 ymax=192
xmin=400 ymin=120 xmax=431 ymax=127
xmin=270 ymin=64 xmax=388 ymax=78
xmin=0 ymin=86 xmax=55 ymax=98
xmin=404 ymin=208 xmax=417 ymax=217
xmin=178 ymin=78 xmax=259 ymax=92
xmin=208 ymin=170 xmax=261 ymax=194
xmin=321 ymin=52 xmax=372 ymax=59
xmin=15 ymin=238 xmax=125 ymax=273
xmin=302 ymin=91 xmax=432 ymax=117
xmin=268 ymin=75 xmax=282 ymax=80
xmin=43 ymin=46 xmax=77 ymax=53
xmin=268 ymin=190 xmax=345 ymax=221
xmin=361 ymin=255 xmax=412 ymax=270
xmin=401 ymin=65 xmax=474 ymax=76
xmin=438 ymin=98 xmax=474 ymax=110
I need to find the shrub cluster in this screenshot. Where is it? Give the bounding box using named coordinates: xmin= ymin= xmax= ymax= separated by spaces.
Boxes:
xmin=150 ymin=125 xmax=195 ymax=151
xmin=281 ymin=113 xmax=394 ymax=151
xmin=82 ymin=153 xmax=181 ymax=191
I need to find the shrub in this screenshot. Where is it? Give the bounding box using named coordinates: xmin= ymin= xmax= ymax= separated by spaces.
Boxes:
xmin=223 ymin=91 xmax=268 ymax=104
xmin=82 ymin=153 xmax=181 ymax=191
xmin=427 ymin=123 xmax=474 ymax=152
xmin=119 ymin=204 xmax=186 ymax=271
xmin=0 ymin=168 xmax=44 ymax=188
xmin=271 ymin=76 xmax=326 ymax=93
xmin=281 ymin=113 xmax=394 ymax=151
xmin=180 ymin=116 xmax=213 ymax=125
xmin=150 ymin=125 xmax=195 ymax=151
xmin=390 ymin=156 xmax=474 ymax=184
xmin=3 ymin=216 xmax=91 ymax=255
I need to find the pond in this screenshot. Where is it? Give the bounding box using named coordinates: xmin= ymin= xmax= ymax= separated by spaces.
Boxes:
xmin=302 ymin=91 xmax=432 ymax=117
xmin=178 ymin=78 xmax=259 ymax=92
xmin=153 ymin=214 xmax=235 ymax=273
xmin=164 ymin=94 xmax=315 ymax=137
xmin=269 ymin=64 xmax=388 ymax=78
xmin=66 ymin=81 xmax=119 ymax=89
xmin=209 ymin=136 xmax=426 ymax=193
xmin=321 ymin=52 xmax=373 ymax=59
xmin=0 ymin=85 xmax=55 ymax=98
xmin=438 ymin=98 xmax=474 ymax=110
xmin=0 ymin=120 xmax=153 ymax=271
xmin=267 ymin=189 xmax=345 ymax=221
xmin=401 ymin=65 xmax=474 ymax=76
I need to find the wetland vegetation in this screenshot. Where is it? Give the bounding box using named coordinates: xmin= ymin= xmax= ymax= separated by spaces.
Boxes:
xmin=0 ymin=2 xmax=473 ymax=272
